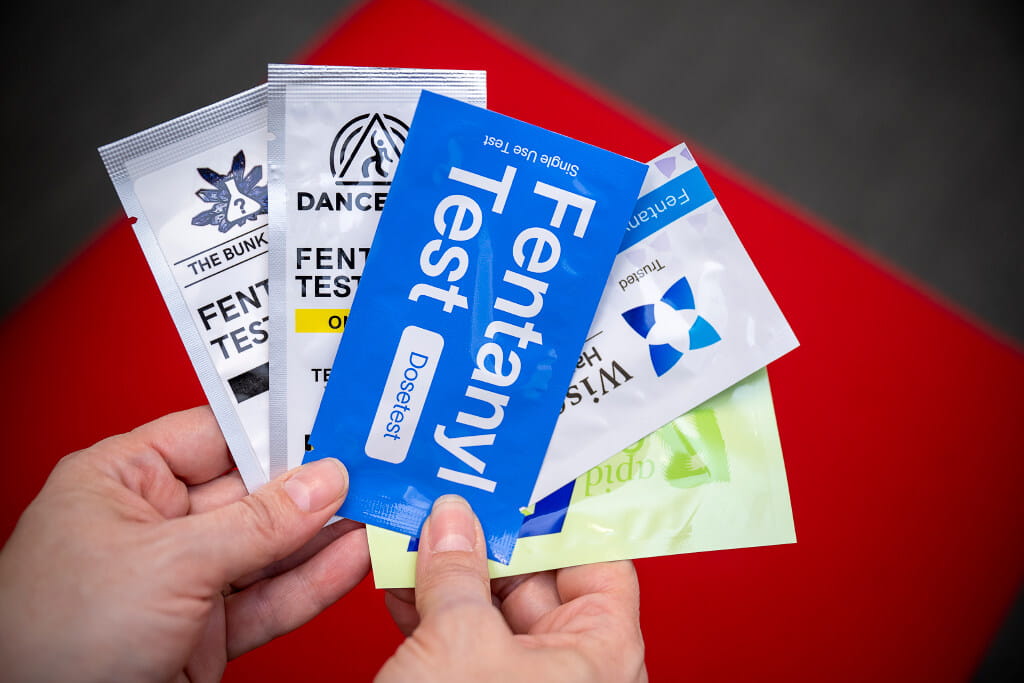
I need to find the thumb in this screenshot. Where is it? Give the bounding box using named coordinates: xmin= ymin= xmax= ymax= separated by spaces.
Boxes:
xmin=414 ymin=495 xmax=492 ymax=619
xmin=176 ymin=458 xmax=349 ymax=588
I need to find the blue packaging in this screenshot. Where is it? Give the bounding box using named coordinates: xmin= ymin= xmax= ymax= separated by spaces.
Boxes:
xmin=306 ymin=91 xmax=647 ymax=562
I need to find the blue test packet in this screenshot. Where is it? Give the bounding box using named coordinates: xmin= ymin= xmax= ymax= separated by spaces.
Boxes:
xmin=306 ymin=91 xmax=647 ymax=562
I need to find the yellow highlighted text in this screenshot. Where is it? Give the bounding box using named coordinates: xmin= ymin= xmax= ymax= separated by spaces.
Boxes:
xmin=295 ymin=308 xmax=349 ymax=333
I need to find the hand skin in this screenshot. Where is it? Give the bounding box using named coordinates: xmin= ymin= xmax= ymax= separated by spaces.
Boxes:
xmin=378 ymin=496 xmax=648 ymax=683
xmin=0 ymin=406 xmax=369 ymax=683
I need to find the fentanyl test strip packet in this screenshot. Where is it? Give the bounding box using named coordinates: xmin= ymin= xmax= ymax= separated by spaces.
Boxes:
xmin=267 ymin=65 xmax=487 ymax=481
xmin=99 ymin=86 xmax=271 ymax=492
xmin=306 ymin=91 xmax=648 ymax=563
xmin=529 ymin=143 xmax=799 ymax=502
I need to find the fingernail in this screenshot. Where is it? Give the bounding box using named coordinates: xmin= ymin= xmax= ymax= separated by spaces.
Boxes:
xmin=283 ymin=458 xmax=348 ymax=513
xmin=427 ymin=495 xmax=476 ymax=553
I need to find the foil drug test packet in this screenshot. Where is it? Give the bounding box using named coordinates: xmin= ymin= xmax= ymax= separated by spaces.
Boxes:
xmin=99 ymin=86 xmax=271 ymax=491
xmin=266 ymin=65 xmax=487 ymax=480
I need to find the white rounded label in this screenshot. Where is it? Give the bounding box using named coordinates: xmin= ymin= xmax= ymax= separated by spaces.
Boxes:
xmin=365 ymin=326 xmax=444 ymax=463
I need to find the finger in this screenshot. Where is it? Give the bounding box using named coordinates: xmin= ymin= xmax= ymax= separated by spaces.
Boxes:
xmin=384 ymin=589 xmax=420 ymax=636
xmin=173 ymin=458 xmax=349 ymax=589
xmin=232 ymin=518 xmax=363 ymax=590
xmin=129 ymin=405 xmax=234 ymax=485
xmin=493 ymin=571 xmax=561 ymax=634
xmin=556 ymin=561 xmax=640 ymax=612
xmin=555 ymin=561 xmax=646 ymax=682
xmin=225 ymin=527 xmax=369 ymax=659
xmin=187 ymin=471 xmax=248 ymax=514
xmin=414 ymin=495 xmax=493 ymax=621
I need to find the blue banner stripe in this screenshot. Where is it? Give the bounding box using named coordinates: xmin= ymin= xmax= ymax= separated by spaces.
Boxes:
xmin=619 ymin=166 xmax=715 ymax=253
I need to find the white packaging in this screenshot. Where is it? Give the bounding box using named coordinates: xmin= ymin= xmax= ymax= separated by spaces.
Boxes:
xmin=267 ymin=65 xmax=487 ymax=478
xmin=531 ymin=143 xmax=799 ymax=502
xmin=99 ymin=86 xmax=270 ymax=491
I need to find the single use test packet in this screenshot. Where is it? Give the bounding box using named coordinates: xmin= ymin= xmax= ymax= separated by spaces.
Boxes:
xmin=306 ymin=91 xmax=648 ymax=563
xmin=99 ymin=86 xmax=271 ymax=491
xmin=368 ymin=367 xmax=796 ymax=587
xmin=267 ymin=65 xmax=486 ymax=480
xmin=529 ymin=143 xmax=799 ymax=502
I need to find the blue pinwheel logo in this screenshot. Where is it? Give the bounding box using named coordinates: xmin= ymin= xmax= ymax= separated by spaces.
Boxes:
xmin=191 ymin=151 xmax=268 ymax=233
xmin=622 ymin=276 xmax=721 ymax=377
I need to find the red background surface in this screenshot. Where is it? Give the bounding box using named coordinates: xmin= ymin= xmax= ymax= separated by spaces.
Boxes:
xmin=2 ymin=0 xmax=1021 ymax=679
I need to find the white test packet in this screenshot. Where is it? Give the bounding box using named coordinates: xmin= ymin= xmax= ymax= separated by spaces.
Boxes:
xmin=530 ymin=143 xmax=799 ymax=502
xmin=99 ymin=86 xmax=271 ymax=491
xmin=267 ymin=65 xmax=486 ymax=478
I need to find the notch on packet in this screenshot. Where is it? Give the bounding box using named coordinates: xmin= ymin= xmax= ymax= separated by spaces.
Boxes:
xmin=306 ymin=91 xmax=648 ymax=563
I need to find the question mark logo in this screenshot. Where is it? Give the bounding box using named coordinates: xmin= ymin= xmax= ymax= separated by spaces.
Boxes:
xmin=234 ymin=197 xmax=247 ymax=215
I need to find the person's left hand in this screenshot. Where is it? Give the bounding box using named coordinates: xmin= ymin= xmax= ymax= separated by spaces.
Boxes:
xmin=0 ymin=405 xmax=369 ymax=683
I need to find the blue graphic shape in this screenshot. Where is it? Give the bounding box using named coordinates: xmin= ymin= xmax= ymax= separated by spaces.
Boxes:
xmin=622 ymin=275 xmax=722 ymax=376
xmin=622 ymin=304 xmax=657 ymax=338
xmin=688 ymin=316 xmax=721 ymax=350
xmin=407 ymin=480 xmax=576 ymax=552
xmin=191 ymin=150 xmax=268 ymax=233
xmin=661 ymin=277 xmax=695 ymax=311
xmin=649 ymin=343 xmax=684 ymax=377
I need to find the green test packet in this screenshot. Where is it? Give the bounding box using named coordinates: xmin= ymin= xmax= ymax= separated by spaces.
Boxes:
xmin=367 ymin=367 xmax=795 ymax=587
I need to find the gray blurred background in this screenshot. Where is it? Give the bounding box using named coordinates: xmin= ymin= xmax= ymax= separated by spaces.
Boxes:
xmin=2 ymin=0 xmax=1021 ymax=677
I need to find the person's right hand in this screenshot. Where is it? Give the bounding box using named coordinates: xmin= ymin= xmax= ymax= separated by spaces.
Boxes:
xmin=377 ymin=495 xmax=647 ymax=683
xmin=0 ymin=406 xmax=368 ymax=683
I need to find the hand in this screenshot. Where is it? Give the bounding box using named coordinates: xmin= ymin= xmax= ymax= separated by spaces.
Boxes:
xmin=378 ymin=496 xmax=647 ymax=682
xmin=0 ymin=406 xmax=369 ymax=683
